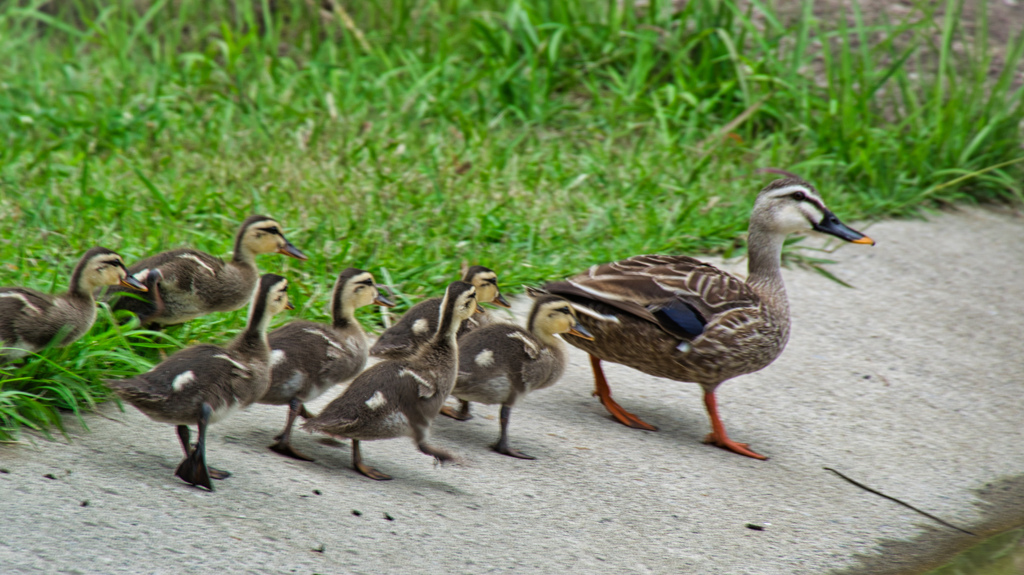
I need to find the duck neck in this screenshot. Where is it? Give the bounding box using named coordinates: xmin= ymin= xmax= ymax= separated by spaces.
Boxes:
xmin=67 ymin=263 xmax=96 ymax=303
xmin=236 ymin=300 xmax=271 ymax=356
xmin=232 ymin=233 xmax=257 ymax=267
xmin=331 ymin=292 xmax=356 ymax=332
xmin=430 ymin=305 xmax=461 ymax=353
xmin=745 ymin=223 xmax=787 ymax=299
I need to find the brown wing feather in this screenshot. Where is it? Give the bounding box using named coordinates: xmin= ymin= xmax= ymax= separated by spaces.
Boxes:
xmin=571 ymin=254 xmax=761 ymax=318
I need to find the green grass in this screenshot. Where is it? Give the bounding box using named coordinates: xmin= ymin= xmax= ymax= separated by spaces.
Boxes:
xmin=1 ymin=0 xmax=1022 ymax=440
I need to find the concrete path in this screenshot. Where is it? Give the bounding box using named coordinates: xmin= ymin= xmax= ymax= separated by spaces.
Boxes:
xmin=2 ymin=206 xmax=1023 ymax=574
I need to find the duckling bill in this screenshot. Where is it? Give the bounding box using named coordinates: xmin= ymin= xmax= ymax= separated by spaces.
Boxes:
xmin=303 ymin=281 xmax=479 ymax=480
xmin=106 ymin=274 xmax=293 ymax=490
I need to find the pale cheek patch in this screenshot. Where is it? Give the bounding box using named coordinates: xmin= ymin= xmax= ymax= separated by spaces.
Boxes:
xmin=412 ymin=318 xmax=430 ymax=335
xmin=475 ymin=349 xmax=494 ymax=367
xmin=269 ymin=349 xmax=286 ymax=368
xmin=364 ymin=390 xmax=387 ymax=410
xmin=172 ymin=370 xmax=196 ymax=391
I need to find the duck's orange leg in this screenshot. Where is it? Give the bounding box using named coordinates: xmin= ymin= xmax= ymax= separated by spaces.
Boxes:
xmin=702 ymin=391 xmax=767 ymax=460
xmin=589 ymin=355 xmax=658 ymax=431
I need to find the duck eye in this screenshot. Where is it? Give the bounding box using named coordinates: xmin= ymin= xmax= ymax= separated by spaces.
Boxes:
xmin=792 ymin=191 xmax=806 ymax=202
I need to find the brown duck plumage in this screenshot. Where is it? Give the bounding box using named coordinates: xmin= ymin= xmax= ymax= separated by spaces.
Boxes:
xmin=544 ymin=177 xmax=875 ymax=459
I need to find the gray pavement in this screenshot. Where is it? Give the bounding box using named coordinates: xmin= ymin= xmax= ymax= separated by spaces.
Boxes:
xmin=2 ymin=206 xmax=1023 ymax=574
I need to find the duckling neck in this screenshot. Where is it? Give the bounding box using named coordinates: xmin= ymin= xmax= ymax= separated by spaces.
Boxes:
xmin=430 ymin=310 xmax=461 ymax=352
xmin=745 ymin=225 xmax=787 ymax=299
xmin=231 ymin=236 xmax=258 ymax=267
xmin=236 ymin=304 xmax=271 ymax=356
xmin=331 ymin=297 xmax=357 ymax=331
xmin=66 ymin=266 xmax=96 ymax=302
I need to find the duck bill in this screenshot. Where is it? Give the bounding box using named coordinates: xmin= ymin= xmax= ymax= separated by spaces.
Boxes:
xmin=813 ymin=211 xmax=875 ymax=246
xmin=120 ymin=275 xmax=148 ymax=292
xmin=373 ymin=294 xmax=396 ymax=307
xmin=568 ymin=323 xmax=594 ymax=340
xmin=285 ymin=300 xmax=296 ymax=311
xmin=475 ymin=303 xmax=486 ymax=314
xmin=375 ymin=283 xmax=396 ymax=297
xmin=278 ymin=240 xmax=309 ymax=260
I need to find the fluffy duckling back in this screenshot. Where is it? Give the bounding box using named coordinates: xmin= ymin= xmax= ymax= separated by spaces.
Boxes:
xmin=109 ymin=215 xmax=306 ymax=326
xmin=106 ymin=274 xmax=293 ymax=491
xmin=0 ymin=247 xmax=145 ymax=361
xmin=260 ymin=268 xmax=394 ymax=461
xmin=444 ymin=294 xmax=592 ymax=459
xmin=303 ymin=280 xmax=479 ymax=480
xmin=369 ymin=265 xmax=510 ymax=360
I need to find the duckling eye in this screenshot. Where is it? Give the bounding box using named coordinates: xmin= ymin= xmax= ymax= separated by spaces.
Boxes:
xmin=556 ymin=306 xmax=570 ymax=315
xmin=791 ymin=191 xmax=806 ymax=202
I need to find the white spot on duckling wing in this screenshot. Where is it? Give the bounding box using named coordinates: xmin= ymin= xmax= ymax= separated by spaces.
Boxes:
xmin=507 ymin=332 xmax=540 ymax=359
xmin=269 ymin=349 xmax=287 ymax=368
xmin=171 ymin=370 xmax=196 ymax=392
xmin=364 ymin=390 xmax=387 ymax=410
xmin=213 ymin=354 xmax=250 ymax=376
xmin=132 ymin=268 xmax=151 ymax=283
xmin=475 ymin=349 xmax=494 ymax=367
xmin=400 ymin=368 xmax=435 ymax=398
xmin=0 ymin=293 xmax=43 ymax=315
xmin=411 ymin=318 xmax=429 ymax=335
xmin=177 ymin=254 xmax=216 ymax=276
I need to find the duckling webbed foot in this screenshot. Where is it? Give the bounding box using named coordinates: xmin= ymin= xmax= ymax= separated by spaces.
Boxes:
xmin=351 ymin=439 xmax=392 ymax=481
xmin=702 ymin=391 xmax=767 ymax=460
xmin=492 ymin=405 xmax=535 ymax=460
xmin=439 ymin=400 xmax=473 ymax=421
xmin=590 ymin=355 xmax=658 ymax=431
xmin=270 ymin=440 xmax=314 ymax=462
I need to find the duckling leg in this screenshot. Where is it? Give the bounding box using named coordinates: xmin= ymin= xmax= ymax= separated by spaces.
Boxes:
xmin=414 ymin=431 xmax=456 ymax=465
xmin=270 ymin=398 xmax=315 ymax=462
xmin=701 ymin=390 xmax=767 ymax=460
xmin=589 ymin=355 xmax=658 ymax=431
xmin=492 ymin=405 xmax=534 ymax=460
xmin=439 ymin=400 xmax=473 ymax=421
xmin=174 ymin=405 xmax=215 ymax=490
xmin=352 ymin=440 xmax=391 ymax=481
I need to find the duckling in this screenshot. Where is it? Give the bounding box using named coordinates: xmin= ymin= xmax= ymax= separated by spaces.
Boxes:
xmin=542 ymin=177 xmax=875 ymax=459
xmin=369 ymin=265 xmax=510 ymax=360
xmin=105 ymin=274 xmax=293 ymax=490
xmin=109 ymin=215 xmax=306 ymax=326
xmin=303 ymin=281 xmax=479 ymax=480
xmin=260 ymin=268 xmax=395 ymax=461
xmin=444 ymin=294 xmax=593 ymax=459
xmin=0 ymin=247 xmax=146 ymax=362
